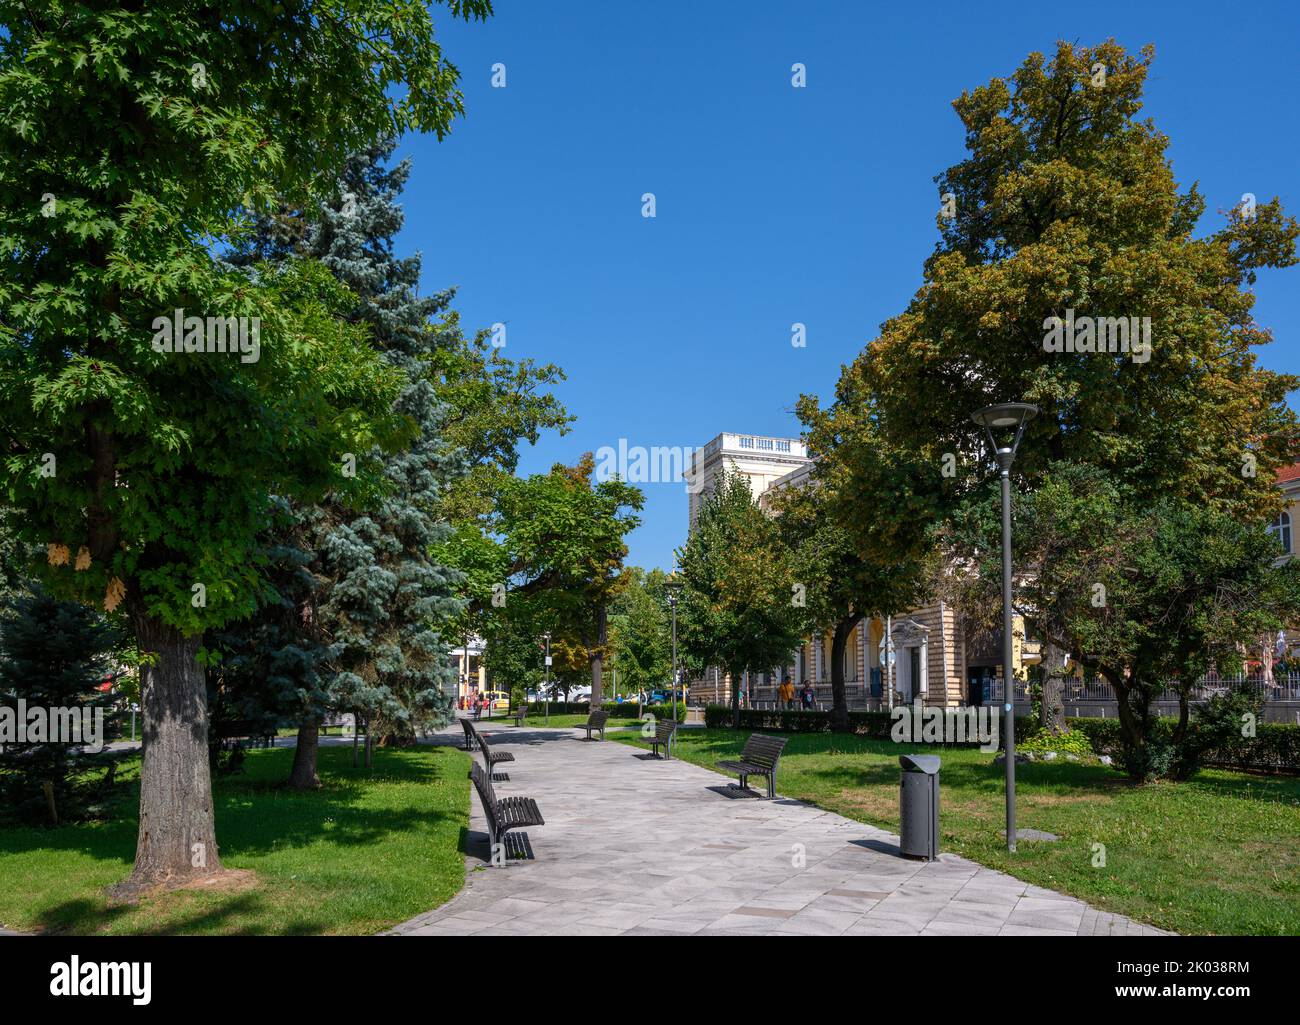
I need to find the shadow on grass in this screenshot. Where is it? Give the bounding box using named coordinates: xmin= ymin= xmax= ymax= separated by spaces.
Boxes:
xmin=1 ymin=744 xmax=467 ymax=875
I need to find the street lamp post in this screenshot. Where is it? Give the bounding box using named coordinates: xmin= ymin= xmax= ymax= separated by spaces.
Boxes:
xmin=665 ymin=579 xmax=682 ymax=717
xmin=543 ymin=631 xmax=552 ymax=726
xmin=971 ymin=401 xmax=1037 ymax=854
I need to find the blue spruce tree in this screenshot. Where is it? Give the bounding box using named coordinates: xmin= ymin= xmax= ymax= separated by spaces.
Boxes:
xmin=223 ymin=140 xmax=464 ymax=785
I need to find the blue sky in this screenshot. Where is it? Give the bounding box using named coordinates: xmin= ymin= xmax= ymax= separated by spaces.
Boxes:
xmin=400 ymin=0 xmax=1300 ymax=570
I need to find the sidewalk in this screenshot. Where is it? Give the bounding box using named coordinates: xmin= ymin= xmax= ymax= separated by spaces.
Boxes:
xmin=391 ymin=721 xmax=1167 ymax=936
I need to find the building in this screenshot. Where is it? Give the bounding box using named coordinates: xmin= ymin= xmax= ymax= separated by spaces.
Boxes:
xmin=448 ymin=637 xmax=486 ymax=707
xmin=684 ymin=432 xmax=811 ymax=531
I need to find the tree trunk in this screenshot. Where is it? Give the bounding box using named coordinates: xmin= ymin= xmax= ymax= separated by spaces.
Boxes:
xmin=111 ymin=613 xmax=222 ymax=896
xmin=287 ymin=722 xmax=321 ymax=789
xmin=589 ymin=605 xmax=607 ymax=705
xmin=829 ymin=615 xmax=862 ymax=733
xmin=1041 ymin=638 xmax=1066 ymax=734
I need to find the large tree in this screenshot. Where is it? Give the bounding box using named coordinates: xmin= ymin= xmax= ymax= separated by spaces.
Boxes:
xmin=676 ymin=471 xmax=805 ymax=727
xmin=446 ymin=455 xmax=642 ymax=706
xmin=782 ymin=382 xmax=938 ymax=731
xmin=0 ymin=0 xmax=492 ymax=893
xmin=833 ymin=40 xmax=1299 ymax=770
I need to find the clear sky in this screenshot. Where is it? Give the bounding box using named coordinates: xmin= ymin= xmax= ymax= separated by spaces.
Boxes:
xmin=400 ymin=0 xmax=1300 ymax=571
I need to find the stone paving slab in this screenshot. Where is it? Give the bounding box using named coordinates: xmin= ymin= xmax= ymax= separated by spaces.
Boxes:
xmin=390 ymin=719 xmax=1168 ymax=937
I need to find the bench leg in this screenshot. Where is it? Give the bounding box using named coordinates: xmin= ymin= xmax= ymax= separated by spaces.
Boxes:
xmin=767 ymin=773 xmax=775 ymax=800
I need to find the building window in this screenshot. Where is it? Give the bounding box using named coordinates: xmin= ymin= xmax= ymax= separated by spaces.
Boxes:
xmin=1270 ymin=511 xmax=1292 ymax=554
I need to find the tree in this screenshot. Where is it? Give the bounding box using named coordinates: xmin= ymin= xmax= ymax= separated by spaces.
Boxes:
xmin=449 ymin=455 xmax=642 ymax=706
xmin=676 ymin=471 xmax=805 ymax=727
xmin=0 ymin=584 xmax=126 ymax=825
xmin=948 ymin=465 xmax=1300 ymax=780
xmin=780 ymin=385 xmax=938 ymax=731
xmin=607 ymin=567 xmax=673 ymax=697
xmin=835 ymin=40 xmax=1299 ymax=771
xmin=0 ymin=0 xmax=493 ymax=893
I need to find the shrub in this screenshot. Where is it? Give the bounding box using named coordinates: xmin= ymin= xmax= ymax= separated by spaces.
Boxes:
xmin=1066 ymin=716 xmax=1299 ymax=774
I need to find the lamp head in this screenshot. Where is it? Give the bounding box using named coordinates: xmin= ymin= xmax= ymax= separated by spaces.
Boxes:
xmin=971 ymin=402 xmax=1038 ymax=467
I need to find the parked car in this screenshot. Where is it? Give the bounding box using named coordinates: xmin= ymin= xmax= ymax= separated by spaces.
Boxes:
xmin=481 ymin=690 xmax=511 ymax=712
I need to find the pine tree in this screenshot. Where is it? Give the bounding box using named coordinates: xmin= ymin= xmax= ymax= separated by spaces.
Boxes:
xmin=223 ymin=140 xmax=466 ymax=782
xmin=0 ymin=584 xmax=125 ymax=824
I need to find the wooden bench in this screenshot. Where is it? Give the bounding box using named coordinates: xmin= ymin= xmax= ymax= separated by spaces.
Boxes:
xmin=717 ymin=733 xmax=788 ymax=799
xmin=511 ymin=705 xmax=527 ymax=727
xmin=471 ymin=762 xmax=544 ymax=864
xmin=469 ymin=721 xmax=515 ymax=779
xmin=460 ymin=717 xmax=478 ymax=751
xmin=645 ymin=718 xmax=679 ymax=759
xmin=580 ymin=708 xmax=610 ymax=741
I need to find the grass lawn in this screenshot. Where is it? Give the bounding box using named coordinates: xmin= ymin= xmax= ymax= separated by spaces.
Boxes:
xmin=0 ymin=744 xmax=471 ymax=935
xmin=615 ymin=728 xmax=1300 ymax=935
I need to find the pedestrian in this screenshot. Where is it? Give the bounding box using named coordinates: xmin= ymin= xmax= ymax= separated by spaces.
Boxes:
xmin=801 ymin=680 xmax=816 ymax=710
xmin=779 ymin=674 xmax=795 ymax=710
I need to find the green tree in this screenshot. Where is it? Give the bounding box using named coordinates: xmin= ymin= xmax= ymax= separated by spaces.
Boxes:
xmin=947 ymin=465 xmax=1300 ymax=780
xmin=0 ymin=583 xmax=126 ymax=824
xmin=0 ymin=0 xmax=492 ymax=892
xmin=835 ymin=40 xmax=1299 ymax=772
xmin=607 ymin=566 xmax=673 ymax=697
xmin=676 ymin=471 xmax=804 ymax=727
xmin=446 ymin=455 xmax=643 ymax=705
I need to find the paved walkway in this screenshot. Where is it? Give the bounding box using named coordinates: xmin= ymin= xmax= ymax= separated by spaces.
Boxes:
xmin=391 ymin=720 xmax=1166 ymax=936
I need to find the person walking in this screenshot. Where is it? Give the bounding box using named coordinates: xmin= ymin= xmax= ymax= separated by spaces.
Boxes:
xmin=801 ymin=680 xmax=816 ymax=710
xmin=779 ymin=674 xmax=795 ymax=710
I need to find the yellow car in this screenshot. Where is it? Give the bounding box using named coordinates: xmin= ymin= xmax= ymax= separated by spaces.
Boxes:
xmin=480 ymin=691 xmax=512 ymax=712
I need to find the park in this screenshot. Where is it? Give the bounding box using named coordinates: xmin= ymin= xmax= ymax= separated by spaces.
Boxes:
xmin=0 ymin=0 xmax=1297 ymax=968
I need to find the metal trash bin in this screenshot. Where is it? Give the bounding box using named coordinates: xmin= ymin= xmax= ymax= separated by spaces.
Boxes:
xmin=899 ymin=754 xmax=941 ymax=860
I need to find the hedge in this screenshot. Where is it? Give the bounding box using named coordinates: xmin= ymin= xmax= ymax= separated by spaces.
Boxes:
xmin=1066 ymin=717 xmax=1300 ymax=773
xmin=700 ymin=704 xmax=1029 ymax=744
xmin=699 ymin=706 xmax=1300 ymax=771
xmin=523 ymin=700 xmax=685 ymax=722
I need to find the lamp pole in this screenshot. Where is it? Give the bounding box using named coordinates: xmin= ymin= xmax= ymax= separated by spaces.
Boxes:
xmin=972 ymin=402 xmax=1037 ymax=854
xmin=543 ymin=631 xmax=552 ymax=726
xmin=665 ymin=579 xmax=681 ymax=717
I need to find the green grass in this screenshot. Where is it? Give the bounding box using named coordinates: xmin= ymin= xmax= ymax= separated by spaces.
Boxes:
xmin=0 ymin=744 xmax=471 ymax=935
xmin=615 ymin=728 xmax=1300 ymax=935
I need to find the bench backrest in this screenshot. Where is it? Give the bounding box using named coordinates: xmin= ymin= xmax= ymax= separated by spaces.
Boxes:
xmin=587 ymin=709 xmax=610 ymax=728
xmin=655 ymin=719 xmax=678 ymax=742
xmin=470 ymin=762 xmax=500 ymax=830
xmin=740 ymin=733 xmax=787 ymax=771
